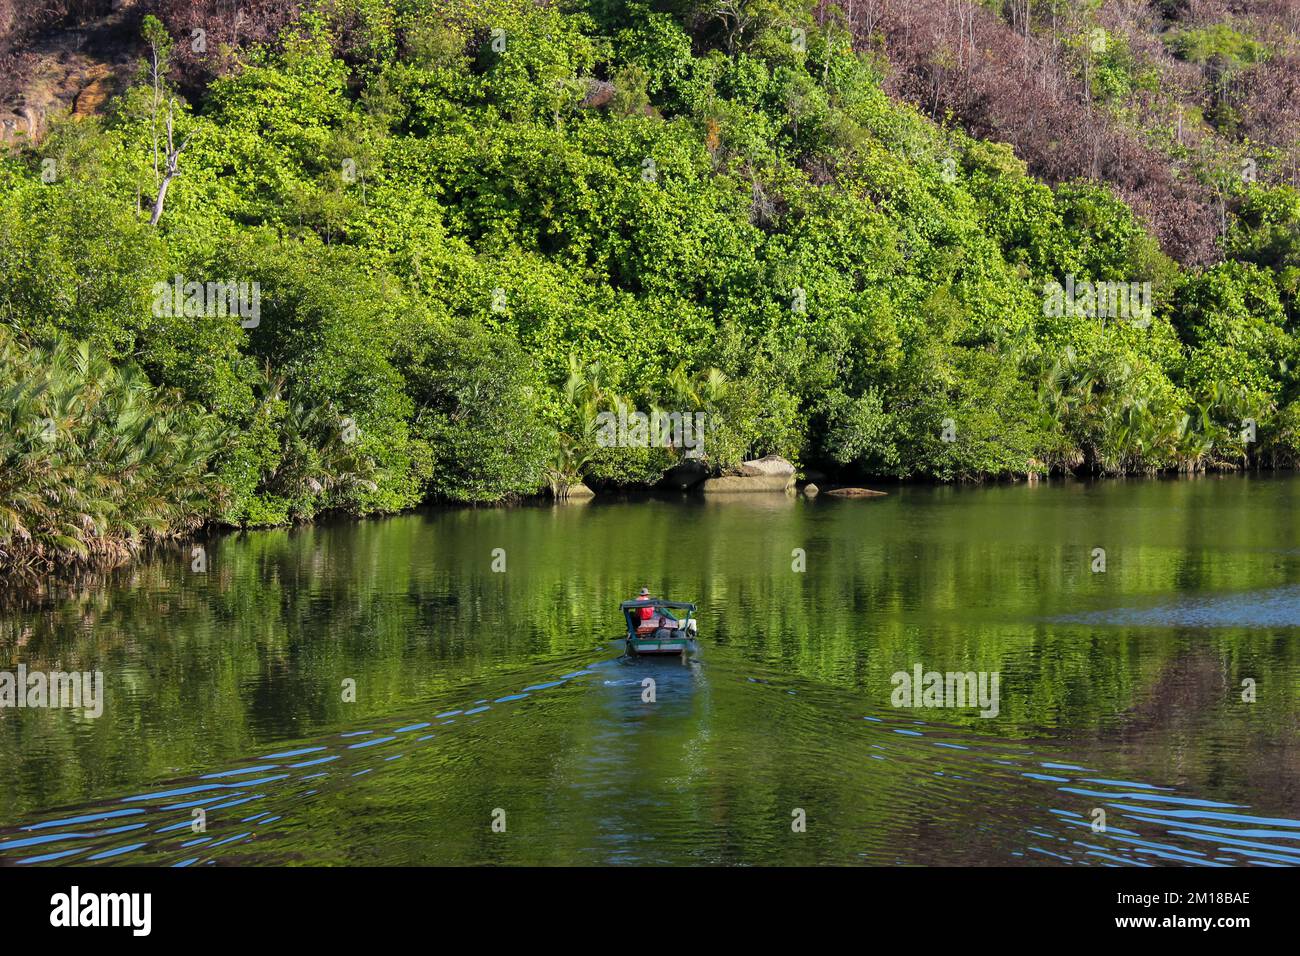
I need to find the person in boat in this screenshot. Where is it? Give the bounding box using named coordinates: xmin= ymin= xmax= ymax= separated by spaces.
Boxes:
xmin=631 ymin=588 xmax=681 ymax=632
xmin=635 ymin=587 xmax=655 ymax=626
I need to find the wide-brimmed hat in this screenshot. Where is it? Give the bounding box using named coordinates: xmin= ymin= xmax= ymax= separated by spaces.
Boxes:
xmin=638 ymin=587 xmax=650 ymax=596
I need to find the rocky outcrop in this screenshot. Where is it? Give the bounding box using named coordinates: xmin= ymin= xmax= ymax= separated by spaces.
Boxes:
xmin=662 ymin=458 xmax=709 ymax=491
xmin=0 ymin=7 xmax=141 ymax=147
xmin=701 ymin=455 xmax=795 ymax=494
xmin=701 ymin=474 xmax=791 ymax=493
xmin=72 ymin=62 xmax=114 ymax=117
xmin=739 ymin=455 xmax=795 ymax=479
xmin=825 ymin=487 xmax=888 ymax=498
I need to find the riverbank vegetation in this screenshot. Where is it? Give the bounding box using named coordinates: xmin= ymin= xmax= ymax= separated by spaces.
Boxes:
xmin=3 ymin=0 xmax=1300 ymax=570
xmin=0 ymin=327 xmax=223 ymax=571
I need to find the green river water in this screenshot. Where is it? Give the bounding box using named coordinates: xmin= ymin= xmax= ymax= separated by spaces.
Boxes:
xmin=1 ymin=475 xmax=1297 ymax=865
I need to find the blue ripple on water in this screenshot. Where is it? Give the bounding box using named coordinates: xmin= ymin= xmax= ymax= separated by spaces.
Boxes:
xmin=1 ymin=832 xmax=96 ymax=851
xmin=23 ymin=808 xmax=144 ymax=830
xmin=204 ymin=795 xmax=265 ymax=812
xmin=290 ymin=755 xmax=339 ymax=768
xmin=162 ymin=793 xmax=244 ymax=811
xmin=1081 ymin=778 xmax=1173 ymax=791
xmin=0 ymin=822 xmax=147 ymax=851
xmin=1061 ymin=788 xmax=1242 ymax=808
xmin=261 ymin=747 xmax=326 ymax=760
xmin=19 ymin=847 xmax=86 ymax=864
xmin=87 ymin=842 xmax=148 ymax=861
xmin=208 ymin=832 xmax=251 ymax=848
xmin=156 ymin=820 xmax=200 ymax=834
xmin=1107 ymin=803 xmax=1299 ymax=826
xmin=202 ymin=765 xmax=280 ymax=779
xmin=1122 ymin=814 xmax=1300 ymax=842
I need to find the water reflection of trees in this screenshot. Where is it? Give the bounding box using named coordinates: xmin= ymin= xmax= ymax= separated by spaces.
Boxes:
xmin=1 ymin=480 xmax=1297 ymax=824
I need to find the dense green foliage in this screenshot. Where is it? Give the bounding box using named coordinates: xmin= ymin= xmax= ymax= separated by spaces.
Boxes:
xmin=3 ymin=0 xmax=1300 ymax=565
xmin=0 ymin=327 xmax=222 ymax=571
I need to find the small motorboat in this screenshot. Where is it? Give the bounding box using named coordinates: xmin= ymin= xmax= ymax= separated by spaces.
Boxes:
xmin=621 ymin=599 xmax=698 ymax=661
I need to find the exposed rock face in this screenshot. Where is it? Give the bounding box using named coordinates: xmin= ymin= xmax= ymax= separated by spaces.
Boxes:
xmin=825 ymin=487 xmax=887 ymax=498
xmin=702 ymin=455 xmax=795 ymax=493
xmin=803 ymin=483 xmax=819 ymax=497
xmin=0 ymin=5 xmax=140 ymax=147
xmin=739 ymin=455 xmax=795 ymax=478
xmin=72 ymin=62 xmax=114 ymax=117
xmin=701 ymin=474 xmax=792 ymax=493
xmin=0 ymin=108 xmax=38 ymax=144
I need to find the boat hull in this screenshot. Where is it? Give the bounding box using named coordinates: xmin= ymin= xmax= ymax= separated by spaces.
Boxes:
xmin=623 ymin=607 xmax=698 ymax=659
xmin=627 ymin=638 xmax=693 ymax=655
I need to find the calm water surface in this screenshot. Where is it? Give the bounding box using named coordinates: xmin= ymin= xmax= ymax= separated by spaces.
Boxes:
xmin=1 ymin=476 xmax=1298 ymax=866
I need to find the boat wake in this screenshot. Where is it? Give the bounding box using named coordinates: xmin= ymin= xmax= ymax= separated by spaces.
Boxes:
xmin=0 ymin=651 xmax=1295 ymax=867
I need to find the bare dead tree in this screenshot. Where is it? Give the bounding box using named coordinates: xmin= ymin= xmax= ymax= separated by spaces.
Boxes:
xmin=148 ymin=24 xmax=164 ymax=183
xmin=149 ymin=100 xmax=191 ymax=226
xmin=711 ymin=0 xmax=759 ymax=55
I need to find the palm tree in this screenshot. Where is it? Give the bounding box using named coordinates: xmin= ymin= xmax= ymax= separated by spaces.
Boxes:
xmin=0 ymin=328 xmax=224 ymax=575
xmin=548 ymin=355 xmax=618 ymax=497
xmin=251 ymin=372 xmax=379 ymax=519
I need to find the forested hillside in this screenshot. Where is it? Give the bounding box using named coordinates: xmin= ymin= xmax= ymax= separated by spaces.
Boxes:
xmin=855 ymin=0 xmax=1300 ymax=266
xmin=2 ymin=0 xmax=1300 ymax=572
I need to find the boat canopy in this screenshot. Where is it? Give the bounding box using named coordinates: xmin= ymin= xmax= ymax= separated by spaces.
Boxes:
xmin=620 ymin=599 xmax=696 ymax=612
